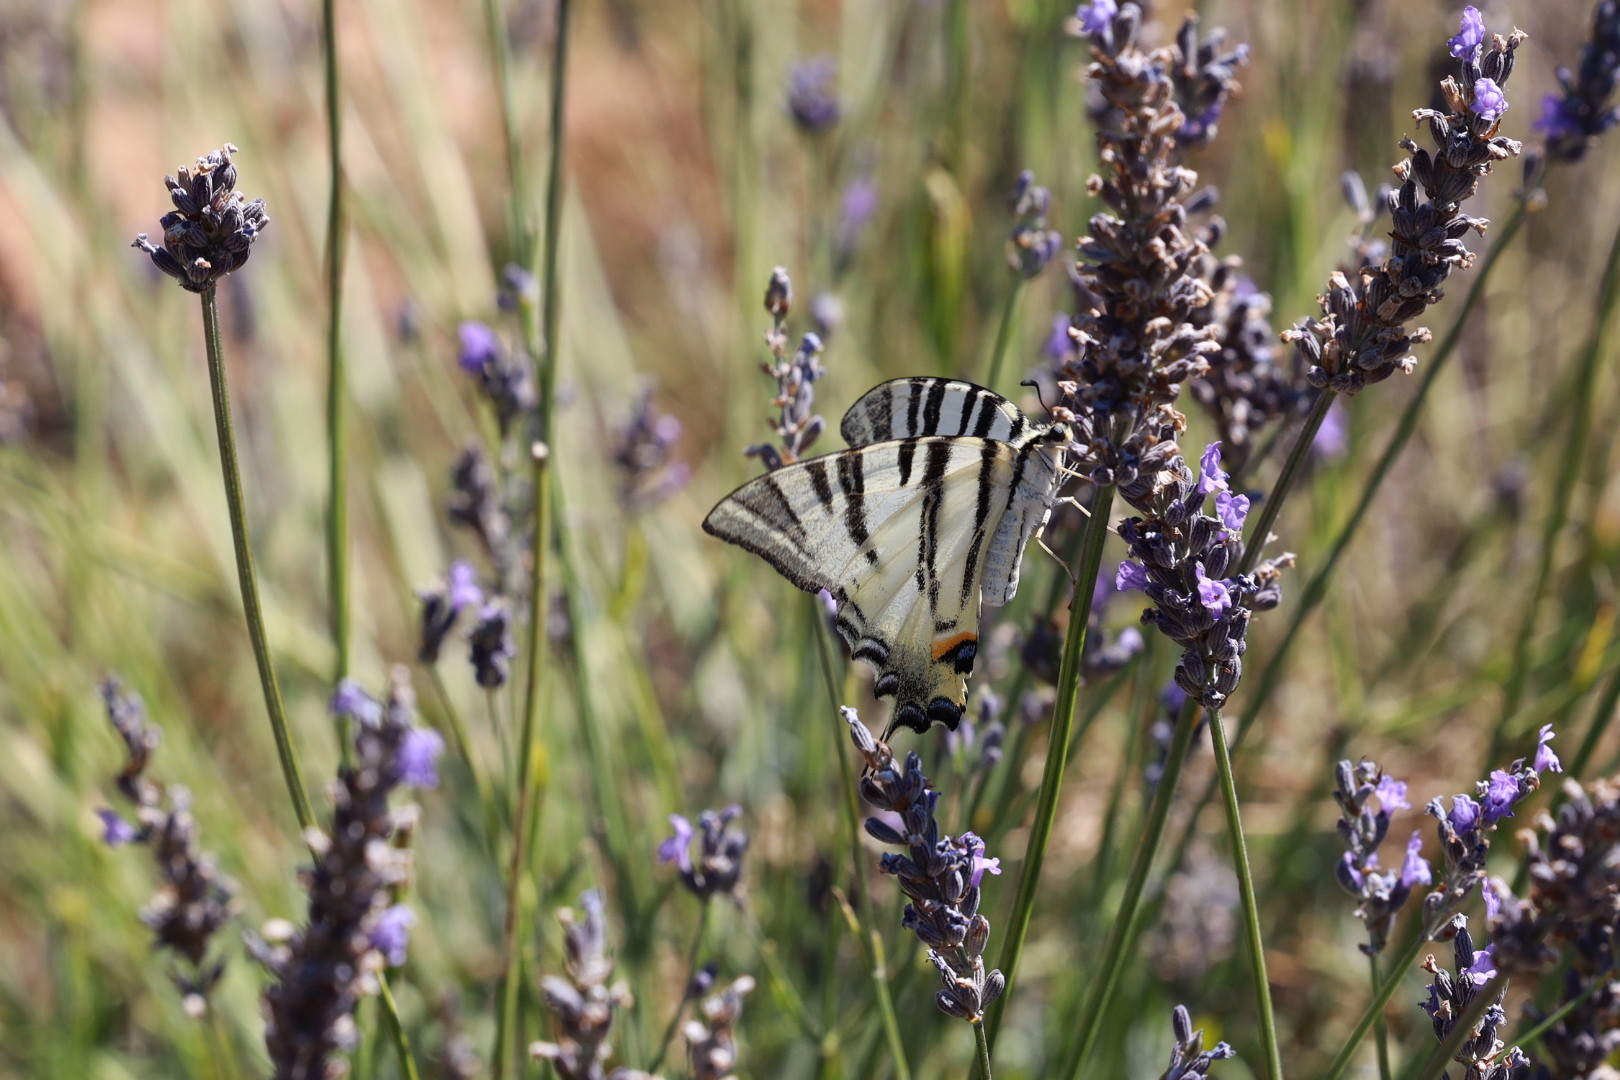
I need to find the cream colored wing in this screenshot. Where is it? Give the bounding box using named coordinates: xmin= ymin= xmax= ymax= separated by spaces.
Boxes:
xmin=840 ymin=377 xmax=1036 ymax=446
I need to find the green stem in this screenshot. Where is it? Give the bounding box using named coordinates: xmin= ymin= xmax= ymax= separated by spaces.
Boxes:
xmin=982 ymin=280 xmax=1024 ymax=393
xmin=1517 ymin=971 xmax=1606 ymax=1048
xmin=975 ymin=1020 xmax=995 ymax=1080
xmin=649 ymin=902 xmax=712 ymax=1075
xmin=378 ymin=974 xmax=423 ymax=1080
xmin=481 ymin=0 xmax=532 ymax=266
xmin=1319 ymin=925 xmax=1427 ymax=1080
xmin=495 ymin=3 xmax=572 ymax=1076
xmin=1207 ymin=705 xmax=1281 ymax=1080
xmin=1238 ymin=389 xmax=1332 ymax=576
xmin=1570 ymin=657 xmax=1620 ymax=779
xmin=983 ymin=484 xmax=1117 ymax=1055
xmin=321 ymin=0 xmax=350 ymax=717
xmin=199 ymin=287 xmax=314 ymax=832
xmin=1369 ymin=954 xmax=1391 ymax=1080
xmin=1491 ymin=210 xmax=1620 ymax=767
xmin=811 ymin=605 xmax=912 ymax=1080
xmin=1057 ymin=697 xmax=1200 ymax=1080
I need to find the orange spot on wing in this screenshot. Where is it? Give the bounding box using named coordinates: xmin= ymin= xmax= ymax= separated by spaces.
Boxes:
xmin=930 ymin=631 xmax=977 ymax=662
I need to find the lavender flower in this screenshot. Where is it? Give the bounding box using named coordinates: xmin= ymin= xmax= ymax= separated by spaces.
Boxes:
xmin=369 ymin=905 xmax=415 ymax=967
xmin=447 ymin=442 xmax=514 ymax=589
xmin=1007 ymin=170 xmax=1063 ymax=279
xmin=1333 ymin=759 xmax=1430 ymax=954
xmin=658 ymin=806 xmax=748 ymax=902
xmin=468 ymin=601 xmax=516 ymax=689
xmin=1159 ymin=1004 xmax=1236 ymax=1080
xmin=1283 ymin=12 xmax=1524 ymax=394
xmin=456 ymin=320 xmax=535 ymax=436
xmin=253 ymin=669 xmax=432 ymax=1079
xmin=1418 ymin=916 xmax=1530 ymax=1080
xmin=1533 ymin=723 xmax=1564 ymax=774
xmin=613 ymin=387 xmax=690 ymax=510
xmin=1536 ymin=2 xmax=1620 ymax=163
xmin=786 ymin=56 xmax=839 ymax=133
xmin=529 ymin=891 xmax=635 ymax=1079
xmin=1168 ymin=16 xmax=1250 ymax=147
xmin=747 ymin=269 xmax=827 ymax=470
xmin=844 ymin=708 xmax=1004 ymax=1022
xmin=97 ymin=679 xmax=236 ymax=1017
xmin=131 ymin=143 xmax=269 ymax=292
xmin=1075 ymin=0 xmax=1117 ymax=37
xmin=684 ymin=975 xmax=755 ymax=1080
xmin=417 ymin=560 xmax=484 ymax=665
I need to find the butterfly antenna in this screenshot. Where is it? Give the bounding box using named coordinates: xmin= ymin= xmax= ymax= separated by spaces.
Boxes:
xmin=1021 ymin=379 xmax=1053 ymax=416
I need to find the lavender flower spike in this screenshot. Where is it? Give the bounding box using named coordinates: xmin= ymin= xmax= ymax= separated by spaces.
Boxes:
xmin=660 ymin=807 xmax=748 ymax=902
xmin=1160 ymin=1004 xmax=1236 ymax=1080
xmin=1536 ymin=2 xmax=1620 ymax=163
xmin=530 ymin=891 xmax=634 ymax=1080
xmin=1422 ymin=744 xmax=1547 ymax=935
xmin=1419 ymin=916 xmax=1530 ymax=1080
xmin=131 ymin=144 xmax=269 ymax=292
xmin=1334 ymin=759 xmax=1425 ymax=954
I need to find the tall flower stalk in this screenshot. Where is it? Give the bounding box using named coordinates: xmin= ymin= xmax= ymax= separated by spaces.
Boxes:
xmin=131 ymin=144 xmax=313 ymax=831
xmin=322 ymin=0 xmax=352 ymax=713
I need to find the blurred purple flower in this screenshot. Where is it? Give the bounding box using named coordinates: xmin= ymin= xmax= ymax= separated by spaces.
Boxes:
xmin=658 ymin=813 xmax=695 ymax=873
xmin=1077 ymin=0 xmax=1117 ymax=35
xmin=1314 ymin=401 xmax=1350 ymax=459
xmin=370 ymin=904 xmax=415 ymax=967
xmin=1045 ymin=314 xmax=1077 ymax=363
xmin=1400 ymin=831 xmax=1432 ymax=888
xmin=1376 ymin=774 xmax=1410 ymax=811
xmin=787 ymin=56 xmax=840 ymax=132
xmin=1534 ymin=723 xmax=1563 ymax=774
xmin=447 ymin=559 xmax=483 ymax=611
xmin=398 ymin=727 xmax=445 ymax=789
xmin=97 ymin=808 xmax=138 ymax=846
xmin=457 ymin=321 xmax=500 ymax=373
xmin=1117 ymin=626 xmax=1145 ymax=654
xmin=1116 ymin=560 xmax=1150 ymax=592
xmin=1448 ymin=6 xmax=1486 ymax=60
xmin=1534 ymin=93 xmax=1583 ymax=139
xmin=841 ymin=178 xmax=878 ymax=235
xmin=330 ymin=679 xmax=383 ymax=725
xmin=1471 ymin=77 xmax=1509 ymax=120
xmin=1483 ymin=877 xmax=1503 ymax=922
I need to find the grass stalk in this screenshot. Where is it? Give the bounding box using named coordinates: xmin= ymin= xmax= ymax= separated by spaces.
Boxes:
xmin=321 ymin=0 xmax=351 ymax=717
xmin=1056 ymin=696 xmax=1201 ymax=1080
xmin=378 ymin=974 xmax=423 ymax=1080
xmin=1320 ymin=924 xmax=1428 ymax=1080
xmin=481 ymin=0 xmax=532 ymax=265
xmin=648 ymin=901 xmax=712 ymax=1075
xmin=976 ymin=1020 xmax=995 ymax=1080
xmin=199 ymin=286 xmax=314 ymax=832
xmin=494 ymin=1 xmax=572 ymax=1074
xmin=1238 ymin=388 xmax=1332 ymax=576
xmin=1490 ymin=210 xmax=1620 ymax=766
xmin=983 ymin=483 xmax=1117 ymax=1055
xmin=1206 ymin=705 xmax=1281 ymax=1080
xmin=981 ymin=279 xmax=1024 ymax=393
xmin=1369 ymin=953 xmax=1391 ymax=1080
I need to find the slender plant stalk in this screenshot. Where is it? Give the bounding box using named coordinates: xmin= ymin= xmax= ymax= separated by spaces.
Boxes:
xmin=1517 ymin=970 xmax=1607 ymax=1047
xmin=976 ymin=1020 xmax=995 ymax=1080
xmin=494 ymin=2 xmax=572 ymax=1075
xmin=1320 ymin=924 xmax=1428 ymax=1080
xmin=1570 ymin=656 xmax=1620 ymax=778
xmin=200 ymin=287 xmax=315 ymax=832
xmin=1490 ymin=211 xmax=1620 ymax=766
xmin=1369 ymin=954 xmax=1391 ymax=1080
xmin=481 ymin=0 xmax=532 ymax=265
xmin=981 ymin=280 xmax=1024 ymax=393
xmin=983 ymin=483 xmax=1117 ymax=1055
xmin=811 ymin=605 xmax=913 ymax=1080
xmin=1206 ymin=705 xmax=1281 ymax=1080
xmin=1238 ymin=388 xmax=1332 ymax=576
xmin=649 ymin=902 xmax=712 ymax=1074
xmin=1057 ymin=697 xmax=1201 ymax=1080
xmin=321 ymin=0 xmax=351 ymax=719
xmin=378 ymin=974 xmax=423 ymax=1080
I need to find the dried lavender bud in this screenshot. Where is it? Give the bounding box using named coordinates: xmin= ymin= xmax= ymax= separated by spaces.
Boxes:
xmin=1168 ymin=15 xmax=1249 ymax=148
xmin=786 ymin=55 xmax=839 ymax=133
xmin=1333 ymin=759 xmax=1431 ymax=955
xmin=131 ymin=144 xmax=269 ymax=292
xmin=97 ymin=679 xmax=236 ymax=1018
xmin=417 ymin=560 xmax=484 ymax=665
xmin=763 ymin=266 xmax=792 ymax=321
xmin=746 ymin=287 xmax=827 ymax=469
xmin=658 ymin=806 xmax=749 ymax=902
xmin=1419 ymin=916 xmax=1530 ymax=1080
xmin=1159 ymin=1004 xmax=1236 ymax=1080
xmin=457 ymin=321 xmax=535 ymax=437
xmin=613 ymin=388 xmax=690 ymax=511
xmin=843 ymin=707 xmax=1004 ymax=1023
xmin=254 ymin=670 xmax=440 ymax=1080
xmin=529 ymin=891 xmax=637 ymax=1080
xmin=467 ymin=601 xmax=516 ymax=690
xmin=684 ymin=975 xmax=755 ymax=1080
xmin=1283 ymin=11 xmax=1525 ymax=395
xmin=1007 ymin=170 xmax=1063 ymax=279
xmin=1536 ymin=2 xmax=1620 ymax=163
xmin=447 ymin=443 xmax=513 ymax=588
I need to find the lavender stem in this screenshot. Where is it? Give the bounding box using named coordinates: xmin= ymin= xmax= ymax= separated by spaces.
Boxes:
xmin=981 ymin=279 xmax=1024 ymax=394
xmin=1369 ymin=953 xmax=1391 ymax=1080
xmin=321 ymin=0 xmax=352 ymax=730
xmin=1237 ymin=389 xmax=1331 ymax=576
xmin=648 ymin=900 xmax=712 ymax=1074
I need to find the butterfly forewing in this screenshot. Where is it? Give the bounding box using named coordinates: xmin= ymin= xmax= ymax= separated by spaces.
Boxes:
xmin=840 ymin=377 xmax=1033 ymax=447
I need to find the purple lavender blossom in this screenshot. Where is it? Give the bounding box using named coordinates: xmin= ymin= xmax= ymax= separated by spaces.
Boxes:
xmin=1464 ymin=942 xmax=1498 ymax=985
xmin=1076 ymin=0 xmax=1117 ymax=35
xmin=457 ymin=321 xmax=501 ymax=373
xmin=786 ymin=56 xmax=840 ymax=133
xmin=397 ymin=727 xmax=445 ymax=790
xmin=1195 ymin=564 xmax=1232 ymax=617
xmin=1193 ymin=442 xmax=1228 ymax=496
xmin=1449 ymin=793 xmax=1482 ymax=832
xmin=1377 ymin=774 xmax=1411 ymax=811
xmin=1534 ymin=723 xmax=1563 ymax=774
xmin=1471 ymin=77 xmax=1509 ymax=120
xmin=1045 ymin=314 xmax=1077 ymax=364
xmin=1117 ymin=560 xmax=1150 ymax=592
xmin=97 ymin=807 xmax=138 ymax=846
xmin=447 ymin=560 xmax=483 ymax=610
xmin=966 ymin=833 xmax=1002 ymax=888
xmin=1448 ymin=6 xmax=1486 ymax=60
xmin=1481 ymin=770 xmax=1522 ymax=823
xmin=1401 ymin=832 xmax=1433 ymax=888
xmin=330 ymin=679 xmax=383 ymax=725
xmin=1215 ymin=490 xmax=1249 ymax=533
xmin=369 ymin=904 xmax=415 ymax=967
xmin=1483 ymin=877 xmax=1503 ymax=922
xmin=659 ymin=814 xmax=695 ymax=873
xmin=1534 ymin=93 xmax=1583 ymax=139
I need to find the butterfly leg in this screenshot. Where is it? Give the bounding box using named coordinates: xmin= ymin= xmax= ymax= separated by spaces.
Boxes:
xmin=1037 ymin=533 xmax=1078 ymax=586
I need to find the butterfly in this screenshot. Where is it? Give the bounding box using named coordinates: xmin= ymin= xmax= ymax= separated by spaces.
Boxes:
xmin=703 ymin=377 xmax=1071 ymax=734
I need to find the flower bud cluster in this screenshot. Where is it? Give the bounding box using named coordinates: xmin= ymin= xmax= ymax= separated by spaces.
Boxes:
xmin=253 ymin=670 xmax=442 ymax=1080
xmin=613 ymin=386 xmax=691 ymax=511
xmin=684 ymin=975 xmax=755 ymax=1080
xmin=456 ymin=321 xmax=536 ymax=437
xmin=96 ymin=679 xmax=237 ymax=1017
xmin=747 ymin=268 xmax=827 ymax=470
xmin=1007 ymin=170 xmax=1062 ymax=279
xmin=1114 ymin=442 xmax=1290 ymax=709
xmin=1283 ymin=10 xmax=1524 ymax=395
xmin=843 ymin=708 xmax=1004 ymax=1023
xmin=1159 ymin=1004 xmax=1236 ymax=1080
xmin=658 ymin=805 xmax=749 ymax=903
xmin=131 ymin=144 xmax=269 ymax=292
xmin=1419 ymin=916 xmax=1530 ymax=1080
xmin=1167 ymin=16 xmax=1250 ymax=148
xmin=1331 ymin=760 xmax=1430 ymax=955
xmin=530 ymin=890 xmax=642 ymax=1080
xmin=1534 ymin=1 xmax=1620 ymax=164
xmin=447 ymin=442 xmax=515 ymax=591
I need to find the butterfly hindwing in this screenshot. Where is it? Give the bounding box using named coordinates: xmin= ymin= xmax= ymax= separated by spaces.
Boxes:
xmin=840 ymin=377 xmax=1034 ymax=447
xmin=703 ymin=436 xmax=1029 ymax=732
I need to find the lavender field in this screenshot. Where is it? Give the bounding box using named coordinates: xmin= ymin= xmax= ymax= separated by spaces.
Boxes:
xmin=1 ymin=1 xmax=1618 ymax=1078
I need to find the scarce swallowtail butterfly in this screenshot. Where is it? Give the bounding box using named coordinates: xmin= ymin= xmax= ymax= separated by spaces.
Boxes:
xmin=703 ymin=377 xmax=1071 ymax=734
